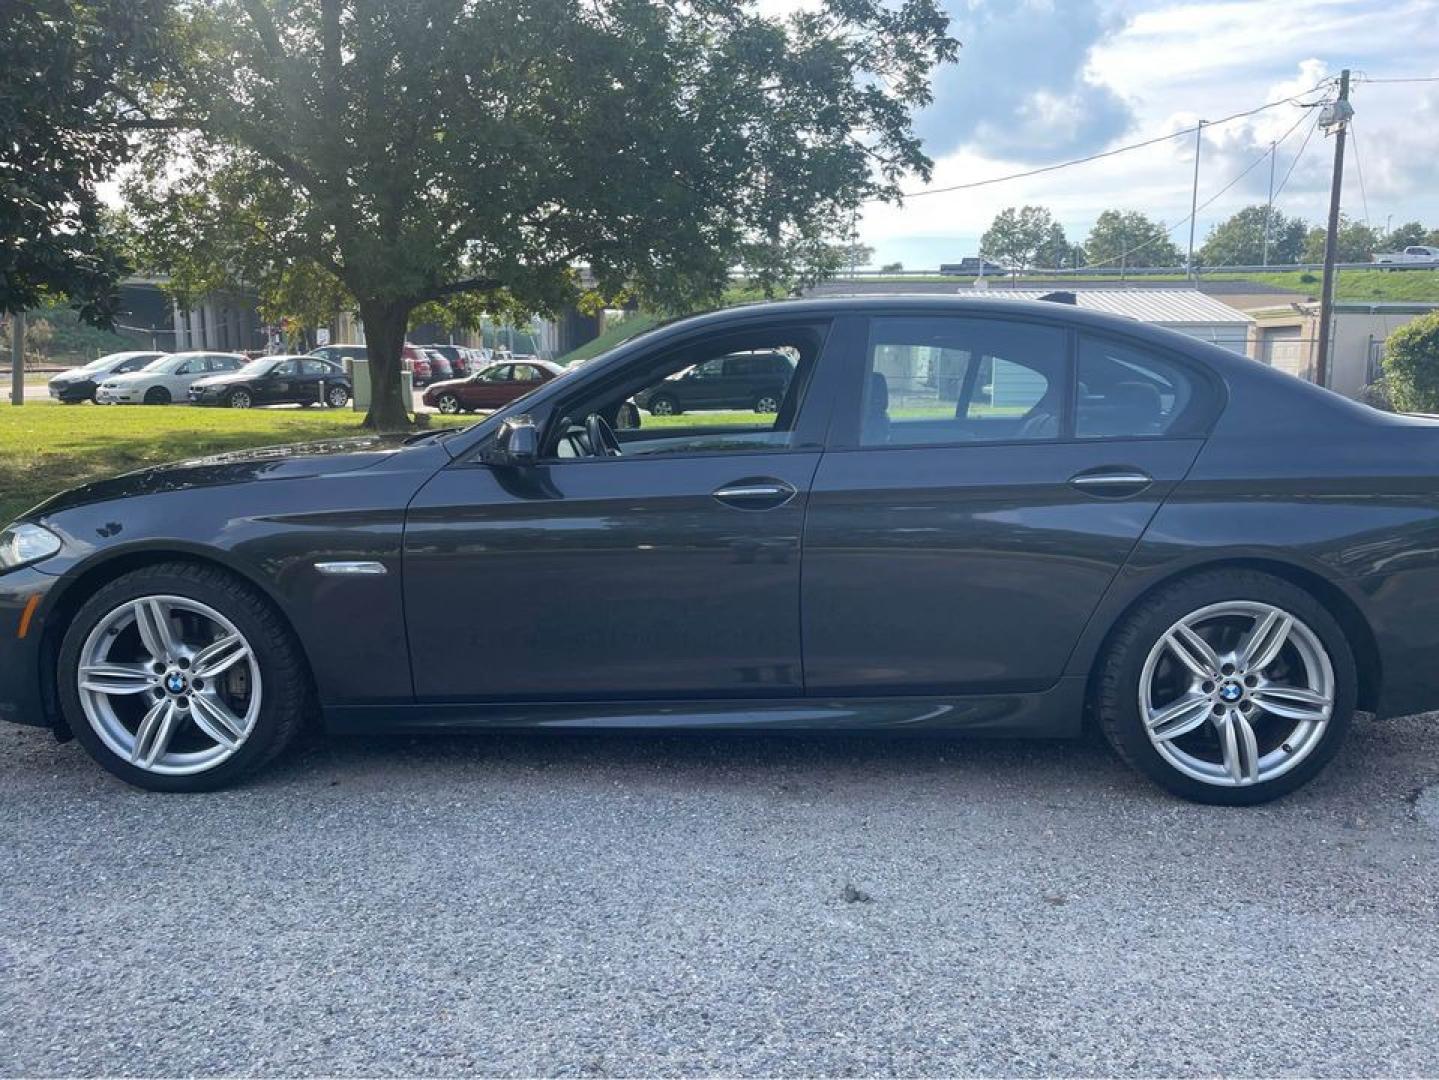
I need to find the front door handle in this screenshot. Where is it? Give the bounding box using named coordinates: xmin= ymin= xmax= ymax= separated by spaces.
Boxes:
xmin=1069 ymin=467 xmax=1154 ymax=497
xmin=712 ymin=478 xmax=797 ymax=510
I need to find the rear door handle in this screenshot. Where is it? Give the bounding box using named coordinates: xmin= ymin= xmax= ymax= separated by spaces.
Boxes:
xmin=713 ymin=478 xmax=797 ymax=510
xmin=1069 ymin=468 xmax=1154 ymax=497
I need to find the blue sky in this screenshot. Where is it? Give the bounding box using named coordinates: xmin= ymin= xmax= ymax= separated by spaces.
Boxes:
xmin=837 ymin=0 xmax=1439 ymax=268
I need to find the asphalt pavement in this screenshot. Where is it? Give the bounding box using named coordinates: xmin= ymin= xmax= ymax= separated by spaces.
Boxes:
xmin=2 ymin=714 xmax=1437 ymax=1076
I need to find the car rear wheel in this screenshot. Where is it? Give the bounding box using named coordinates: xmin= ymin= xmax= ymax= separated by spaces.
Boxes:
xmin=753 ymin=393 xmax=781 ymax=414
xmin=326 ymin=385 xmax=350 ymax=409
xmin=435 ymin=393 xmax=462 ymax=414
xmin=648 ymin=394 xmax=679 ymax=416
xmin=226 ymin=388 xmax=253 ymax=409
xmin=1097 ymin=570 xmax=1356 ymax=805
xmin=143 ymin=386 xmax=171 ymax=405
xmin=58 ymin=563 xmax=310 ymax=792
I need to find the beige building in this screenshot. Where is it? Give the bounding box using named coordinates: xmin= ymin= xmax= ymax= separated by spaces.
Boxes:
xmin=1246 ymin=302 xmax=1439 ymax=399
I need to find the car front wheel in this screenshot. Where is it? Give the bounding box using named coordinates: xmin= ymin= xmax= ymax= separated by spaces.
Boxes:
xmin=58 ymin=563 xmax=309 ymax=792
xmin=753 ymin=393 xmax=781 ymax=414
xmin=226 ymin=388 xmax=253 ymax=409
xmin=1097 ymin=570 xmax=1356 ymax=805
xmin=648 ymin=394 xmax=679 ymax=416
xmin=435 ymin=392 xmax=462 ymax=414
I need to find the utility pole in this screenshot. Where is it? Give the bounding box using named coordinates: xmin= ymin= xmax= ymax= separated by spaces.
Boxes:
xmin=1262 ymin=140 xmax=1277 ymax=267
xmin=1187 ymin=120 xmax=1204 ymax=280
xmin=1315 ymin=69 xmax=1352 ymax=390
xmin=8 ymin=312 xmax=24 ymax=406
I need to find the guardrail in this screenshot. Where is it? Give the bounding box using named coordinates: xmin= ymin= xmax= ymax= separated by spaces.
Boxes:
xmin=817 ymin=261 xmax=1439 ymax=279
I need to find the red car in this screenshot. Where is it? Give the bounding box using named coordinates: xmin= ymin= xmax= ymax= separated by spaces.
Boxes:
xmin=422 ymin=359 xmax=564 ymax=413
xmin=401 ymin=343 xmax=432 ymax=386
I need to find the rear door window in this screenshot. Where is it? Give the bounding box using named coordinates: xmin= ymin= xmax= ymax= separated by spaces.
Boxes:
xmin=861 ymin=316 xmax=1069 ymax=446
xmin=1075 ymin=336 xmax=1197 ymax=438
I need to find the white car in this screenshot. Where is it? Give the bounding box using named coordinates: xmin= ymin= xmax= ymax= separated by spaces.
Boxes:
xmin=1373 ymin=245 xmax=1439 ymax=266
xmin=96 ymin=351 xmax=247 ymax=405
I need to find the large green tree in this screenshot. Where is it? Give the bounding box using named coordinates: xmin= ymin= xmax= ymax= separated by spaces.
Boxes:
xmin=1302 ymin=215 xmax=1382 ymax=264
xmin=127 ymin=0 xmax=956 ymax=428
xmin=1082 ymin=210 xmax=1182 ymax=269
xmin=980 ymin=206 xmax=1069 ymax=272
xmin=1385 ymin=221 xmax=1431 ymax=250
xmin=1199 ymin=204 xmax=1307 ymax=267
xmin=0 ymin=0 xmax=172 ymax=326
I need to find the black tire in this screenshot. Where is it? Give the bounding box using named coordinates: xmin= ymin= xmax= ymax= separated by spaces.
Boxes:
xmin=143 ymin=386 xmax=171 ymax=405
xmin=1096 ymin=569 xmax=1357 ymax=805
xmin=648 ymin=394 xmax=680 ymax=416
xmin=58 ymin=562 xmax=311 ymax=792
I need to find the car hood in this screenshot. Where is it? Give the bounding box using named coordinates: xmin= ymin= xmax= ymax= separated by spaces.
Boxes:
xmin=52 ymin=366 xmax=103 ymax=384
xmin=190 ymin=371 xmax=254 ymax=389
xmin=27 ymin=436 xmax=418 ymax=519
xmin=101 ymin=369 xmax=163 ymax=385
xmin=425 ymin=377 xmax=471 ymax=393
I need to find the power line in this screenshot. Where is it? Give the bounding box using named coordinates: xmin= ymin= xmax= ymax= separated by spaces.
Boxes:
xmin=1352 ymin=74 xmax=1439 ymax=84
xmin=1269 ymin=110 xmax=1322 ymax=204
xmin=894 ymin=79 xmax=1334 ymax=201
xmin=1080 ymin=107 xmax=1312 ymax=270
xmin=1348 ymin=120 xmax=1372 ymax=230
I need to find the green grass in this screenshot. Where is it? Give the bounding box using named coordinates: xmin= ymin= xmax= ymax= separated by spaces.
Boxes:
xmin=0 ymin=405 xmax=471 ymax=525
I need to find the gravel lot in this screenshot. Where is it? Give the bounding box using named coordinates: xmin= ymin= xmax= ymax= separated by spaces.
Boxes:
xmin=2 ymin=714 xmax=1437 ymax=1077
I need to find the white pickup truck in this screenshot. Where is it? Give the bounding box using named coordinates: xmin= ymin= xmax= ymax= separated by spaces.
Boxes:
xmin=1373 ymin=245 xmax=1439 ymax=266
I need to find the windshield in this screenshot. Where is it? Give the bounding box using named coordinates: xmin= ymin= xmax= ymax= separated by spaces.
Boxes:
xmin=143 ymin=355 xmax=176 ymax=371
xmin=85 ymin=354 xmax=137 ymax=372
xmin=237 ymin=359 xmax=276 ymax=377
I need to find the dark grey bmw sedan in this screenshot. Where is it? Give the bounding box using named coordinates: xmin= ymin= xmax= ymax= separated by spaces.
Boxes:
xmin=2 ymin=297 xmax=1435 ymax=803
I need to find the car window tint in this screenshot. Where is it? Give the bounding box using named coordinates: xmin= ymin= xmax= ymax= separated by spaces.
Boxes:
xmin=273 ymin=360 xmax=299 ymax=376
xmin=511 ymin=365 xmax=542 ymax=382
xmin=1076 ymin=336 xmax=1194 ymax=438
xmin=862 ymin=317 xmax=1068 ymax=447
xmin=117 ymin=356 xmax=152 ymax=373
xmin=300 ymin=359 xmax=330 ymax=375
xmin=207 ymin=356 xmax=238 ymax=372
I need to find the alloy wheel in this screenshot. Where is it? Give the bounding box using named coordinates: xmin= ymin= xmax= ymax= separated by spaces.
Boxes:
xmin=76 ymin=595 xmax=262 ymax=775
xmin=327 ymin=386 xmax=350 ymax=408
xmin=650 ymin=397 xmax=676 ymax=416
xmin=1138 ymin=601 xmax=1334 ymax=787
xmin=437 ymin=394 xmax=461 ymax=414
xmin=755 ymin=395 xmax=780 ymax=413
xmin=228 ymin=389 xmax=253 ymax=409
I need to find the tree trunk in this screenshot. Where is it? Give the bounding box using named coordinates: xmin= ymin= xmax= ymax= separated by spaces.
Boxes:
xmin=357 ymin=297 xmax=413 ymax=431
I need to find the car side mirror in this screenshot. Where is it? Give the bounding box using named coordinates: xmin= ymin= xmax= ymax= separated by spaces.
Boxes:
xmin=483 ymin=416 xmax=539 ymax=467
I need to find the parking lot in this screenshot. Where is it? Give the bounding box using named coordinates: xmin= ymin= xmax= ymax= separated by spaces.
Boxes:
xmin=2 ymin=713 xmax=1437 ymax=1076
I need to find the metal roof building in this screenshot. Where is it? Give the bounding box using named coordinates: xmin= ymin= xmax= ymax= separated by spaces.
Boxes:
xmin=962 ymin=288 xmax=1255 ymax=355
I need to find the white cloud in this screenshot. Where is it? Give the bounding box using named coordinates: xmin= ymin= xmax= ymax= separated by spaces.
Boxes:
xmin=857 ymin=0 xmax=1439 ymax=267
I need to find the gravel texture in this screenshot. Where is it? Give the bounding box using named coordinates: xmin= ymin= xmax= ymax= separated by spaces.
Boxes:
xmin=2 ymin=715 xmax=1437 ymax=1077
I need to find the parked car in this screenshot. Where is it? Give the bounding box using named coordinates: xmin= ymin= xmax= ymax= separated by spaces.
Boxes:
xmin=8 ymin=296 xmax=1439 ymax=804
xmin=188 ymin=354 xmax=351 ymax=409
xmin=401 ymin=344 xmax=432 ymax=386
xmin=424 ymin=344 xmax=470 ymax=378
xmin=422 ymin=360 xmax=564 ymax=413
xmin=631 ymin=350 xmax=793 ymax=415
xmin=96 ymin=352 xmax=246 ymax=405
xmin=423 ymin=348 xmax=454 ymax=383
xmin=1373 ymin=245 xmax=1439 ymax=266
xmin=47 ymin=351 xmax=167 ymax=403
xmin=940 ymin=257 xmax=1010 ymax=276
xmin=308 ymin=344 xmax=368 ymax=369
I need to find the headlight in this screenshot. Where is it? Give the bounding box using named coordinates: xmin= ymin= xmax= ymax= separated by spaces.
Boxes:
xmin=0 ymin=523 xmax=63 ymax=572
